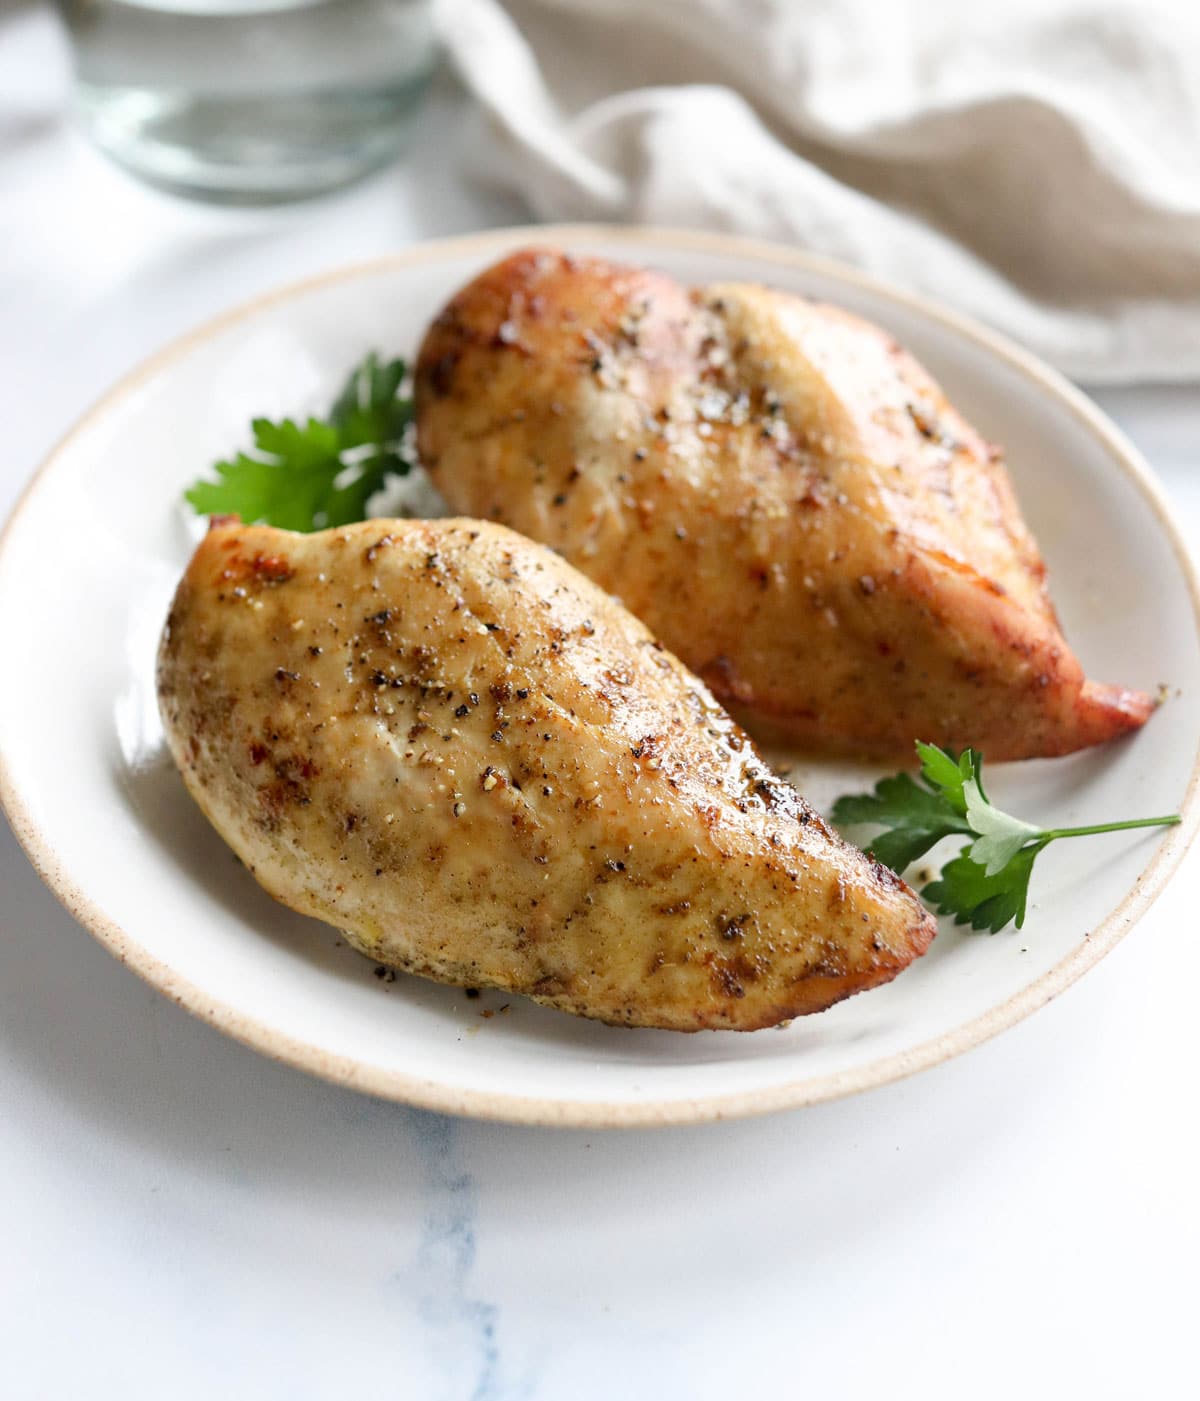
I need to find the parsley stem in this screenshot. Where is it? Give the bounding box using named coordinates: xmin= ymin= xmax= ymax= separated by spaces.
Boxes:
xmin=1040 ymin=815 xmax=1181 ymax=842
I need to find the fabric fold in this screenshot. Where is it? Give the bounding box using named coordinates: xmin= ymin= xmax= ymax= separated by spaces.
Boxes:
xmin=437 ymin=0 xmax=1200 ymax=381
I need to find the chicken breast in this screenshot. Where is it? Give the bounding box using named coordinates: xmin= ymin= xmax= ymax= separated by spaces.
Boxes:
xmin=157 ymin=518 xmax=935 ymax=1030
xmin=415 ymin=248 xmax=1153 ymax=761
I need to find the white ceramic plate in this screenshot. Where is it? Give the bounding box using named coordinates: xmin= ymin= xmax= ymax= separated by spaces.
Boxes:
xmin=2 ymin=226 xmax=1198 ymax=1127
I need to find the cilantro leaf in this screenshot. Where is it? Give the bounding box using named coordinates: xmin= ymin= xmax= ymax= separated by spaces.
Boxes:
xmin=923 ymin=843 xmax=1044 ymax=933
xmin=184 ymin=352 xmax=414 ymax=532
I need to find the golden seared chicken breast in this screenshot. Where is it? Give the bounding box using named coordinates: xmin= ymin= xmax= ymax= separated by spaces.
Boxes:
xmin=415 ymin=249 xmax=1153 ymax=761
xmin=158 ymin=518 xmax=935 ymax=1030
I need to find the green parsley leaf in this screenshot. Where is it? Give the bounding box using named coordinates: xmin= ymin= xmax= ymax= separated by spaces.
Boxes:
xmin=184 ymin=352 xmax=414 ymax=532
xmin=963 ymin=779 xmax=1039 ymax=876
xmin=329 ymin=352 xmax=413 ymax=475
xmin=924 ymin=842 xmax=1044 ymax=932
xmin=915 ymin=740 xmax=977 ymax=816
xmin=830 ymin=770 xmax=971 ymax=872
xmin=832 ymin=741 xmax=1180 ymax=933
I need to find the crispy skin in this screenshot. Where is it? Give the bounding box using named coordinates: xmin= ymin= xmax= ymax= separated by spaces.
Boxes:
xmin=157 ymin=519 xmax=935 ymax=1030
xmin=415 ymin=248 xmax=1153 ymax=761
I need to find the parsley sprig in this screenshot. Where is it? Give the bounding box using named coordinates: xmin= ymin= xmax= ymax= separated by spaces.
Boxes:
xmin=185 ymin=352 xmax=414 ymax=531
xmin=832 ymin=742 xmax=1180 ymax=932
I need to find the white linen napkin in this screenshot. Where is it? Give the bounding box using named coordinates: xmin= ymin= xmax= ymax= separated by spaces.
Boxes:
xmin=437 ymin=0 xmax=1200 ymax=382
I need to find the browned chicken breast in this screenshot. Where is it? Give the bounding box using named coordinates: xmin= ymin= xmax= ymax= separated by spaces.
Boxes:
xmin=415 ymin=249 xmax=1153 ymax=761
xmin=158 ymin=518 xmax=935 ymax=1030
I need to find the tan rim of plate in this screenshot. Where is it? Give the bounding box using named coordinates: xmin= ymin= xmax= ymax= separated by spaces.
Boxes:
xmin=2 ymin=224 xmax=1198 ymax=1129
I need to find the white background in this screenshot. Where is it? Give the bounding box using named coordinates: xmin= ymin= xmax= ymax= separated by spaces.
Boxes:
xmin=4 ymin=8 xmax=1200 ymax=1398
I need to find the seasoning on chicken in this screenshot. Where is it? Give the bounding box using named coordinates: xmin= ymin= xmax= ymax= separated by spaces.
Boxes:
xmin=415 ymin=248 xmax=1154 ymax=761
xmin=157 ymin=518 xmax=935 ymax=1029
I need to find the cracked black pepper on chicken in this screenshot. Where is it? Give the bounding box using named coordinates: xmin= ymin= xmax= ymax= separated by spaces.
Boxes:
xmin=157 ymin=518 xmax=935 ymax=1029
xmin=415 ymin=248 xmax=1153 ymax=760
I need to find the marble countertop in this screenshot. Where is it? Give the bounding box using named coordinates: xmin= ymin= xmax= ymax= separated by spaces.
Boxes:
xmin=4 ymin=10 xmax=1199 ymax=1398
